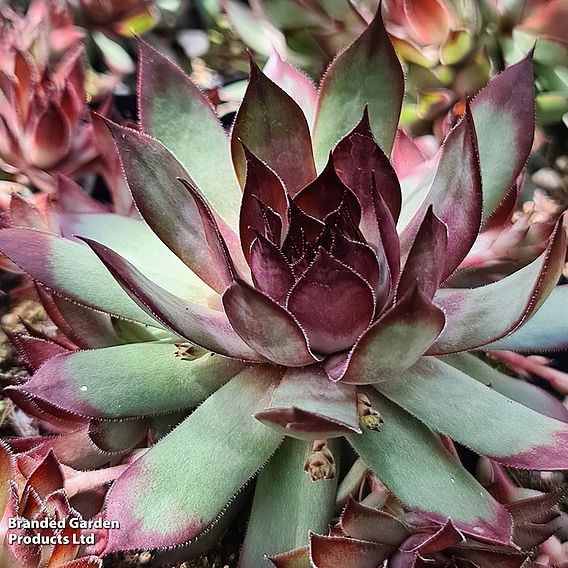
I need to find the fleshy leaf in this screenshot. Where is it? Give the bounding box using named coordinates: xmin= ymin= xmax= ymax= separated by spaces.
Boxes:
xmin=399 ymin=108 xmax=482 ymax=280
xmin=255 ymin=366 xmax=360 ymax=439
xmin=222 ymin=280 xmax=320 ymax=366
xmin=310 ymin=533 xmax=393 ymax=568
xmin=349 ymin=388 xmax=512 ymax=545
xmin=0 ymin=228 xmax=157 ymax=326
xmin=231 ymin=58 xmax=316 ymax=196
xmin=488 ymin=285 xmax=568 ymax=351
xmin=442 ymin=353 xmax=568 ymax=423
xmin=240 ymin=438 xmax=339 ymax=566
xmin=375 ymin=357 xmax=568 ymax=470
xmin=9 ymin=344 xmax=244 ymax=419
xmin=84 ymin=239 xmax=262 ymax=361
xmin=313 ymin=7 xmax=404 ymax=169
xmin=286 ymin=249 xmax=375 ymax=355
xmin=340 ymin=286 xmax=445 ymax=383
xmin=263 ymin=51 xmax=318 ymax=127
xmin=432 ymin=219 xmax=566 ymax=353
xmin=104 ymin=365 xmax=283 ymax=553
xmin=137 ymin=39 xmax=241 ymax=228
xmin=471 ymin=52 xmax=535 ymax=221
xmin=102 ymin=118 xmax=246 ymax=294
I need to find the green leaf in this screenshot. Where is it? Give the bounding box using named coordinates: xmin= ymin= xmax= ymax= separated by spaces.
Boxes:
xmin=349 ymin=388 xmax=511 ymax=545
xmin=59 ymin=213 xmax=214 ymax=304
xmin=240 ymin=438 xmax=339 ymax=566
xmin=312 ymin=8 xmax=404 ymax=168
xmin=375 ymin=357 xmax=568 ymax=470
xmin=138 ymin=40 xmax=242 ymax=229
xmin=441 ymin=353 xmax=568 ymax=422
xmin=12 ymin=343 xmax=245 ymax=419
xmin=488 ymin=285 xmax=568 ymax=352
xmin=104 ymin=365 xmax=284 ymax=553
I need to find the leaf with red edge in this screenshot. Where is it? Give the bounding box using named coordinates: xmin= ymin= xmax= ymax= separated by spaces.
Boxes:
xmin=0 ymin=441 xmax=15 ymax=513
xmin=137 ymin=39 xmax=241 ymax=229
xmin=255 ymin=365 xmax=360 ymax=440
xmin=392 ymin=129 xmax=427 ymax=180
xmin=103 ymin=118 xmax=246 ymax=294
xmin=431 ymin=218 xmax=567 ymax=353
xmin=5 ymin=331 xmax=69 ymax=372
xmin=9 ymin=194 xmax=50 ymax=230
xmin=0 ymin=228 xmax=157 ymax=326
xmin=309 ymin=533 xmax=394 ymax=568
xmin=83 ymin=239 xmax=262 ymax=362
xmin=286 ymin=249 xmax=375 ymax=355
xmin=339 ymin=286 xmax=445 ymax=383
xmin=240 ymin=150 xmax=289 ymax=262
xmin=471 ymin=51 xmax=535 ymax=221
xmin=403 ymin=0 xmax=453 ymax=45
xmin=232 ymin=59 xmax=316 ymax=195
xmin=399 ymin=107 xmax=482 ymax=281
xmin=222 ymin=280 xmax=320 ymax=366
xmin=263 ymin=51 xmax=318 ymax=127
xmin=313 ymin=6 xmax=404 ymax=168
xmin=398 ymin=206 xmax=448 ymax=299
xmin=270 ymin=547 xmax=310 ymax=568
xmin=375 ymin=356 xmax=568 ymax=471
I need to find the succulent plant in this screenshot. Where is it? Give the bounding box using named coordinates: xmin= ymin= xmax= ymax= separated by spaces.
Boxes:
xmin=0 ymin=22 xmax=99 ymax=193
xmin=1 ymin=7 xmax=568 ymax=566
xmin=0 ymin=442 xmax=105 ymax=567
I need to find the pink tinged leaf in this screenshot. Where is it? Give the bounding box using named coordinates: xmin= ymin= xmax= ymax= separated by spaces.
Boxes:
xmin=26 ymin=102 xmax=71 ymax=170
xmin=471 ymin=51 xmax=535 ymax=221
xmin=5 ymin=331 xmax=69 ymax=373
xmin=263 ymin=51 xmax=318 ymax=127
xmin=339 ymin=286 xmax=445 ymax=383
xmin=312 ymin=6 xmax=404 ymax=169
xmin=416 ymin=521 xmax=464 ymax=553
xmin=398 ymin=206 xmax=448 ymax=300
xmin=400 ymin=107 xmax=482 ymax=281
xmin=402 ymin=0 xmax=453 ymax=45
xmin=104 ymin=365 xmax=283 ymax=553
xmin=240 ymin=150 xmax=289 ymax=262
xmin=309 ymin=533 xmax=394 ymax=568
xmin=333 ymin=109 xmax=402 ymax=226
xmin=222 ymin=280 xmax=320 ymax=366
xmin=286 ymin=249 xmax=375 ymax=355
xmin=269 ymin=547 xmax=310 ymax=568
xmin=255 ymin=365 xmax=361 ymax=440
xmin=103 ymin=118 xmax=247 ymax=293
xmin=374 ymin=357 xmax=568 ymax=470
xmin=431 ymin=217 xmax=567 ymax=353
xmin=231 ymin=58 xmax=316 ymax=196
xmin=83 ymin=239 xmax=262 ymax=362
xmin=55 ymin=175 xmax=107 ymax=214
xmin=137 ymin=39 xmax=241 ymax=229
xmin=392 ymin=129 xmax=427 ymax=180
xmin=250 ymin=235 xmax=295 ymax=304
xmin=0 ymin=228 xmax=157 ymax=326
xmin=340 ymin=498 xmax=409 ymax=545
xmin=0 ymin=441 xmax=16 ymax=513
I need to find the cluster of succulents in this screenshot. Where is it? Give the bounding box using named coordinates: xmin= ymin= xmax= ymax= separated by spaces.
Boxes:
xmin=0 ymin=0 xmax=566 ymax=567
